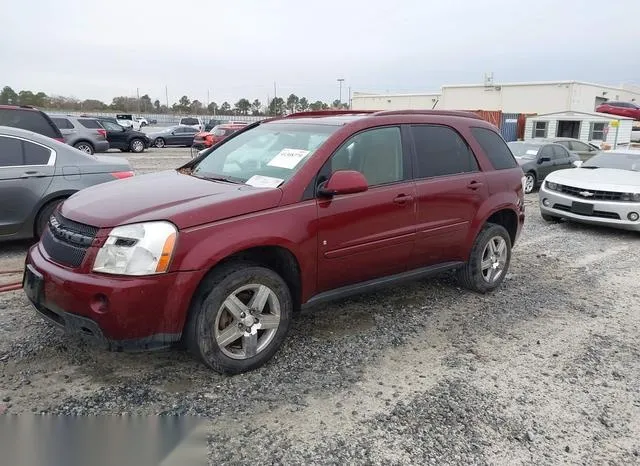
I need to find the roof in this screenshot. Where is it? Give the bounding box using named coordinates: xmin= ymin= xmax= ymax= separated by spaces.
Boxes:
xmin=352 ymin=92 xmax=441 ymax=98
xmin=527 ymin=111 xmax=634 ymax=120
xmin=442 ymin=80 xmax=640 ymax=94
xmin=0 ymin=125 xmax=66 ymax=147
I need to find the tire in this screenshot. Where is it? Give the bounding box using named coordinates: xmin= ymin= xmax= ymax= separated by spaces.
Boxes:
xmin=34 ymin=199 xmax=64 ymax=238
xmin=119 ymin=148 xmax=130 ymax=153
xmin=130 ymin=138 xmax=145 ymax=153
xmin=524 ymin=172 xmax=536 ymax=194
xmin=457 ymin=223 xmax=512 ymax=293
xmin=184 ymin=262 xmax=292 ymax=374
xmin=541 ymin=213 xmax=561 ymax=222
xmin=74 ymin=141 xmax=94 ymax=155
xmin=154 ymin=138 xmax=165 ymax=148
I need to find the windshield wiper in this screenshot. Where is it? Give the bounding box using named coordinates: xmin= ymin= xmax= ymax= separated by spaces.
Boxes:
xmin=194 ymin=173 xmax=241 ymax=184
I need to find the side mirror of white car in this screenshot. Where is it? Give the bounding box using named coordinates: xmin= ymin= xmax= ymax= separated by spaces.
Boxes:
xmin=573 ymin=160 xmax=583 ymax=168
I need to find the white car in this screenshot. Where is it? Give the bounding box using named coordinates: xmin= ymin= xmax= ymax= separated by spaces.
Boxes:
xmin=539 ymin=149 xmax=640 ymax=231
xmin=179 ymin=117 xmax=204 ymax=132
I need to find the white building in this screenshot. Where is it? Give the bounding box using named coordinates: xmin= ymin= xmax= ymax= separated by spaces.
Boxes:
xmin=352 ymin=81 xmax=640 ymax=115
xmin=524 ymin=111 xmax=634 ymax=146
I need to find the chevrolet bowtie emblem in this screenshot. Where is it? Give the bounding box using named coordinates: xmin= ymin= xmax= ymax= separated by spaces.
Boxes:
xmin=579 ymin=191 xmax=594 ymax=197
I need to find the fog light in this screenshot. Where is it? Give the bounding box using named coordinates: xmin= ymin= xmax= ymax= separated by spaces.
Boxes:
xmin=542 ymin=198 xmax=550 ymax=207
xmin=628 ymin=212 xmax=639 ymax=221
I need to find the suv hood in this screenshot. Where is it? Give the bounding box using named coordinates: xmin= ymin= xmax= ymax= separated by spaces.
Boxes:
xmin=547 ymin=167 xmax=640 ymax=192
xmin=60 ymin=170 xmax=283 ymax=229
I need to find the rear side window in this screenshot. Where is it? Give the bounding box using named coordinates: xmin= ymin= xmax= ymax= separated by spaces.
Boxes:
xmin=51 ymin=118 xmax=74 ymax=129
xmin=78 ymin=118 xmax=101 ymax=129
xmin=471 ymin=127 xmax=518 ymax=170
xmin=0 ymin=136 xmax=23 ymax=167
xmin=23 ymin=140 xmax=53 ymax=165
xmin=181 ymin=118 xmax=198 ymax=125
xmin=0 ymin=109 xmax=60 ymax=139
xmin=411 ymin=125 xmax=478 ymax=178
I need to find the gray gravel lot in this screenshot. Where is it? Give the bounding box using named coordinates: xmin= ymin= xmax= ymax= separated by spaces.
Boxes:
xmin=1 ymin=148 xmax=639 ymax=464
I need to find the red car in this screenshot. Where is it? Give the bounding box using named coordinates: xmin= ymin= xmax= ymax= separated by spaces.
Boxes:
xmin=192 ymin=122 xmax=248 ymax=149
xmin=595 ymin=101 xmax=640 ymax=120
xmin=23 ymin=109 xmax=525 ymax=374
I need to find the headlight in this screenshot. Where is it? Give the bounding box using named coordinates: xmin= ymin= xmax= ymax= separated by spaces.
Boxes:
xmin=546 ymin=181 xmax=559 ymax=191
xmin=93 ymin=221 xmax=177 ymax=276
xmin=621 ymin=193 xmax=640 ymax=202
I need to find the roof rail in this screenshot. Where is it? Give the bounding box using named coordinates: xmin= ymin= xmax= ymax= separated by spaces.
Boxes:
xmin=284 ymin=110 xmax=377 ymax=119
xmin=373 ymin=109 xmax=483 ymax=120
xmin=19 ymin=105 xmax=36 ymax=109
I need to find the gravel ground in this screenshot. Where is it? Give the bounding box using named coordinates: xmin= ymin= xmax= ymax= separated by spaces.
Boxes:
xmin=1 ymin=149 xmax=639 ymax=464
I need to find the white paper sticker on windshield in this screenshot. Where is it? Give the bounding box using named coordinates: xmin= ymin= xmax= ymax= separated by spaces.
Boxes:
xmin=245 ymin=175 xmax=284 ymax=188
xmin=526 ymin=149 xmax=539 ymax=155
xmin=267 ymin=148 xmax=310 ymax=169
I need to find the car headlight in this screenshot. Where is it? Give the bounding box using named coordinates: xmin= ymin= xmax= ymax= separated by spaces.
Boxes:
xmin=93 ymin=221 xmax=177 ymax=276
xmin=546 ymin=181 xmax=559 ymax=191
xmin=621 ymin=193 xmax=640 ymax=202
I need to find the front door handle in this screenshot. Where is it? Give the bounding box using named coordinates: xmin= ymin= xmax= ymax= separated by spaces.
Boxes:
xmin=467 ymin=180 xmax=484 ymax=190
xmin=393 ymin=194 xmax=413 ymax=205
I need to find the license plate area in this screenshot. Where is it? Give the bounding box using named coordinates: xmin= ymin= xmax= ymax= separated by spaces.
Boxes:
xmin=23 ymin=264 xmax=44 ymax=304
xmin=571 ymin=201 xmax=594 ymax=216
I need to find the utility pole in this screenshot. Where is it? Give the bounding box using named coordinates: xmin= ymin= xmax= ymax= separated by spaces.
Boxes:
xmin=136 ymin=88 xmax=140 ymax=114
xmin=337 ymin=78 xmax=345 ymax=106
xmin=165 ymin=86 xmax=169 ymax=110
xmin=206 ymin=89 xmax=209 ymax=109
xmin=348 ymin=86 xmax=352 ymax=110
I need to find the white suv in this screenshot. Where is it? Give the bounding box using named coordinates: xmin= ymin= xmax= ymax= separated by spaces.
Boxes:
xmin=179 ymin=117 xmax=204 ymax=131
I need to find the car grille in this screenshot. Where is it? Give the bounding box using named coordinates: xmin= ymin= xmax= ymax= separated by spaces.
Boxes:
xmin=556 ymin=184 xmax=625 ymax=201
xmin=552 ymin=204 xmax=621 ymax=220
xmin=41 ymin=211 xmax=98 ymax=268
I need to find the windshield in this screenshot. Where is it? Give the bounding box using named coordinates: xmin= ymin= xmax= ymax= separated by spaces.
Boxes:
xmin=508 ymin=142 xmax=540 ymax=158
xmin=582 ymin=152 xmax=640 ymax=171
xmin=191 ymin=122 xmax=337 ymax=187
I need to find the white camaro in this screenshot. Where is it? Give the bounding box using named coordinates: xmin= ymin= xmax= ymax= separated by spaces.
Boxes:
xmin=539 ymin=149 xmax=640 ymax=231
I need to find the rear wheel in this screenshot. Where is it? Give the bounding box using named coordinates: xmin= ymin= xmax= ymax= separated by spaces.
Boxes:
xmin=74 ymin=141 xmax=94 ymax=154
xmin=457 ymin=223 xmax=512 ymax=293
xmin=34 ymin=199 xmax=64 ymax=238
xmin=130 ymin=138 xmax=145 ymax=153
xmin=524 ymin=172 xmax=536 ymax=194
xmin=184 ymin=262 xmax=292 ymax=374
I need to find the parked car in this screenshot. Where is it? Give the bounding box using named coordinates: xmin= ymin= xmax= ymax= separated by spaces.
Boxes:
xmin=0 ymin=105 xmax=64 ymax=143
xmin=192 ymin=122 xmax=248 ymax=150
xmin=0 ymin=125 xmax=133 ymax=241
xmin=179 ymin=117 xmax=204 ymax=131
xmin=631 ymin=126 xmax=640 ymax=143
xmin=91 ymin=117 xmax=151 ymax=153
xmin=23 ymin=109 xmax=525 ymax=374
xmin=595 ymin=101 xmax=640 ymax=121
xmin=147 ymin=125 xmax=199 ymax=148
xmin=204 ymin=118 xmax=225 ymax=132
xmin=540 ymin=137 xmax=602 ymax=162
xmin=49 ymin=115 xmax=109 ymax=155
xmin=539 ymin=149 xmax=640 ymax=230
xmin=135 ymin=117 xmax=149 ymax=127
xmin=147 ymin=118 xmax=158 ymax=125
xmin=508 ymin=140 xmax=580 ymax=193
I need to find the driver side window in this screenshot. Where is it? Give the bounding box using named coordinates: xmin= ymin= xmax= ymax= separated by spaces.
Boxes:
xmin=325 ymin=127 xmax=404 ymax=187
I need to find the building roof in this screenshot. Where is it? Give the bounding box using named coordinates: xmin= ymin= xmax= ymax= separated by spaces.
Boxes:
xmin=352 ymin=92 xmax=441 ymax=98
xmin=441 ymin=80 xmax=640 ymax=94
xmin=527 ymin=111 xmax=633 ymax=120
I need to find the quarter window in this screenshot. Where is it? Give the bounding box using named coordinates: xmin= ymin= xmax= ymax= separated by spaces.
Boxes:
xmin=328 ymin=127 xmax=404 ymax=186
xmin=533 ymin=121 xmax=548 ymax=138
xmin=23 ymin=140 xmax=53 ymax=165
xmin=411 ymin=125 xmax=478 ymax=178
xmin=470 ymin=127 xmax=517 ymax=170
xmin=589 ymin=122 xmax=606 ymax=140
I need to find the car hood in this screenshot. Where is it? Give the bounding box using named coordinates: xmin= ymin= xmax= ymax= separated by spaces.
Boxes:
xmin=60 ymin=170 xmax=283 ymax=229
xmin=546 ymin=167 xmax=640 ymax=192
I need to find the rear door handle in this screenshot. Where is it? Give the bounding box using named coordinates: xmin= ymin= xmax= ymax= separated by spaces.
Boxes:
xmin=467 ymin=181 xmax=484 ymax=190
xmin=21 ymin=171 xmax=47 ymax=178
xmin=393 ymin=194 xmax=413 ymax=205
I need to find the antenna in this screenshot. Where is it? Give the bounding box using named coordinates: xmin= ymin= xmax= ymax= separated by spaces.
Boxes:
xmin=484 ymin=72 xmax=494 ymax=87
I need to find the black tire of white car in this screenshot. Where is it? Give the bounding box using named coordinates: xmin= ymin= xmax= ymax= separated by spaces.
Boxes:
xmin=541 ymin=213 xmax=561 ymax=222
xmin=457 ymin=223 xmax=512 ymax=293
xmin=184 ymin=262 xmax=293 ymax=374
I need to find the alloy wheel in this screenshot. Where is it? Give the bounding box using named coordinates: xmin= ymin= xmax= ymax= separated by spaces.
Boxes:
xmin=481 ymin=236 xmax=508 ymax=283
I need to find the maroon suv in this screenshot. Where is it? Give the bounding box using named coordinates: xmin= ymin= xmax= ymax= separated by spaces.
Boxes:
xmin=23 ymin=110 xmax=525 ymax=374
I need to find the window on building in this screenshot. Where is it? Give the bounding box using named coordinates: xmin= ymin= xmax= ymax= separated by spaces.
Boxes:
xmin=533 ymin=121 xmax=547 ymax=138
xmin=411 ymin=125 xmax=478 ymax=178
xmin=590 ymin=122 xmax=606 ymax=140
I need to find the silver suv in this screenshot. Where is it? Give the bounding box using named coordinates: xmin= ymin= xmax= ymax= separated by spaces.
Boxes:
xmin=49 ymin=115 xmax=110 ymax=154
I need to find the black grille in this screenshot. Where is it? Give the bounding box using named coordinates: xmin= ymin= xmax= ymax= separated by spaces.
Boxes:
xmin=42 ymin=211 xmax=98 ymax=268
xmin=557 ymin=184 xmax=625 ymax=201
xmin=552 ymin=204 xmax=621 ymax=220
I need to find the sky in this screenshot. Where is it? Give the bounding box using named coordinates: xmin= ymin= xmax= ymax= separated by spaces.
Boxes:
xmin=1 ymin=0 xmax=639 ymax=107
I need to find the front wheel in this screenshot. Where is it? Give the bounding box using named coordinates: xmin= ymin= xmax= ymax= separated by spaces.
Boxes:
xmin=541 ymin=213 xmax=561 ymax=222
xmin=184 ymin=263 xmax=292 ymax=374
xmin=35 ymin=199 xmax=64 ymax=237
xmin=154 ymin=138 xmax=165 ymax=148
xmin=457 ymin=223 xmax=512 ymax=293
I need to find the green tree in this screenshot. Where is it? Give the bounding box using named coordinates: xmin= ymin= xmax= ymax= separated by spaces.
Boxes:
xmin=0 ymin=86 xmax=19 ymax=105
xmin=286 ymin=94 xmax=299 ymax=113
xmin=154 ymin=99 xmax=161 ymax=112
xmin=251 ymin=99 xmax=262 ymax=115
xmin=18 ymin=90 xmax=37 ymax=106
xmin=309 ymin=100 xmax=327 ymax=111
xmin=234 ymin=98 xmax=251 ymax=115
xmin=220 ymin=101 xmax=231 ymax=115
xmin=190 ymin=100 xmax=203 ymax=114
xmin=33 ymin=92 xmax=49 ymax=107
xmin=268 ymin=97 xmax=285 ymax=116
xmin=207 ymin=102 xmax=219 ymax=114
xmin=139 ymin=94 xmax=153 ymax=113
xmin=298 ymin=97 xmax=309 ymax=111
xmin=179 ymin=95 xmax=191 ymax=108
xmin=81 ymin=99 xmax=107 ymax=111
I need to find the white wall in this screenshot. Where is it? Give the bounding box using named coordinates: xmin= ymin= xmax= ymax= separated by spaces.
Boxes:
xmin=524 ymin=113 xmax=632 ymax=145
xmin=351 ymin=93 xmax=440 ymax=110
xmin=570 ymin=83 xmax=640 ymax=113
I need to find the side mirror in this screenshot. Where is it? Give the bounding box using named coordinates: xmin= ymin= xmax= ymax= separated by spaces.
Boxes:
xmin=538 ymin=156 xmax=551 ymax=164
xmin=573 ymin=160 xmax=583 ymax=168
xmin=318 ymin=170 xmax=368 ymax=197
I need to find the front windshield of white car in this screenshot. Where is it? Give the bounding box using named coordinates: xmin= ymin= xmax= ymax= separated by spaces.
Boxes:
xmin=582 ymin=153 xmax=640 ymax=171
xmin=191 ymin=122 xmax=337 ymax=187
xmin=508 ymin=142 xmax=540 ymax=159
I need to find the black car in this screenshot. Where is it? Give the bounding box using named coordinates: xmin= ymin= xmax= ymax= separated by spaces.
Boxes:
xmin=91 ymin=117 xmax=151 ymax=153
xmin=507 ymin=141 xmax=580 ymax=194
xmin=204 ymin=118 xmax=225 ymax=132
xmin=146 ymin=125 xmax=199 ymax=148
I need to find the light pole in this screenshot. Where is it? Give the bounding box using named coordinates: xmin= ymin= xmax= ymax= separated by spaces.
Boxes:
xmin=337 ymin=78 xmax=345 ymax=107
